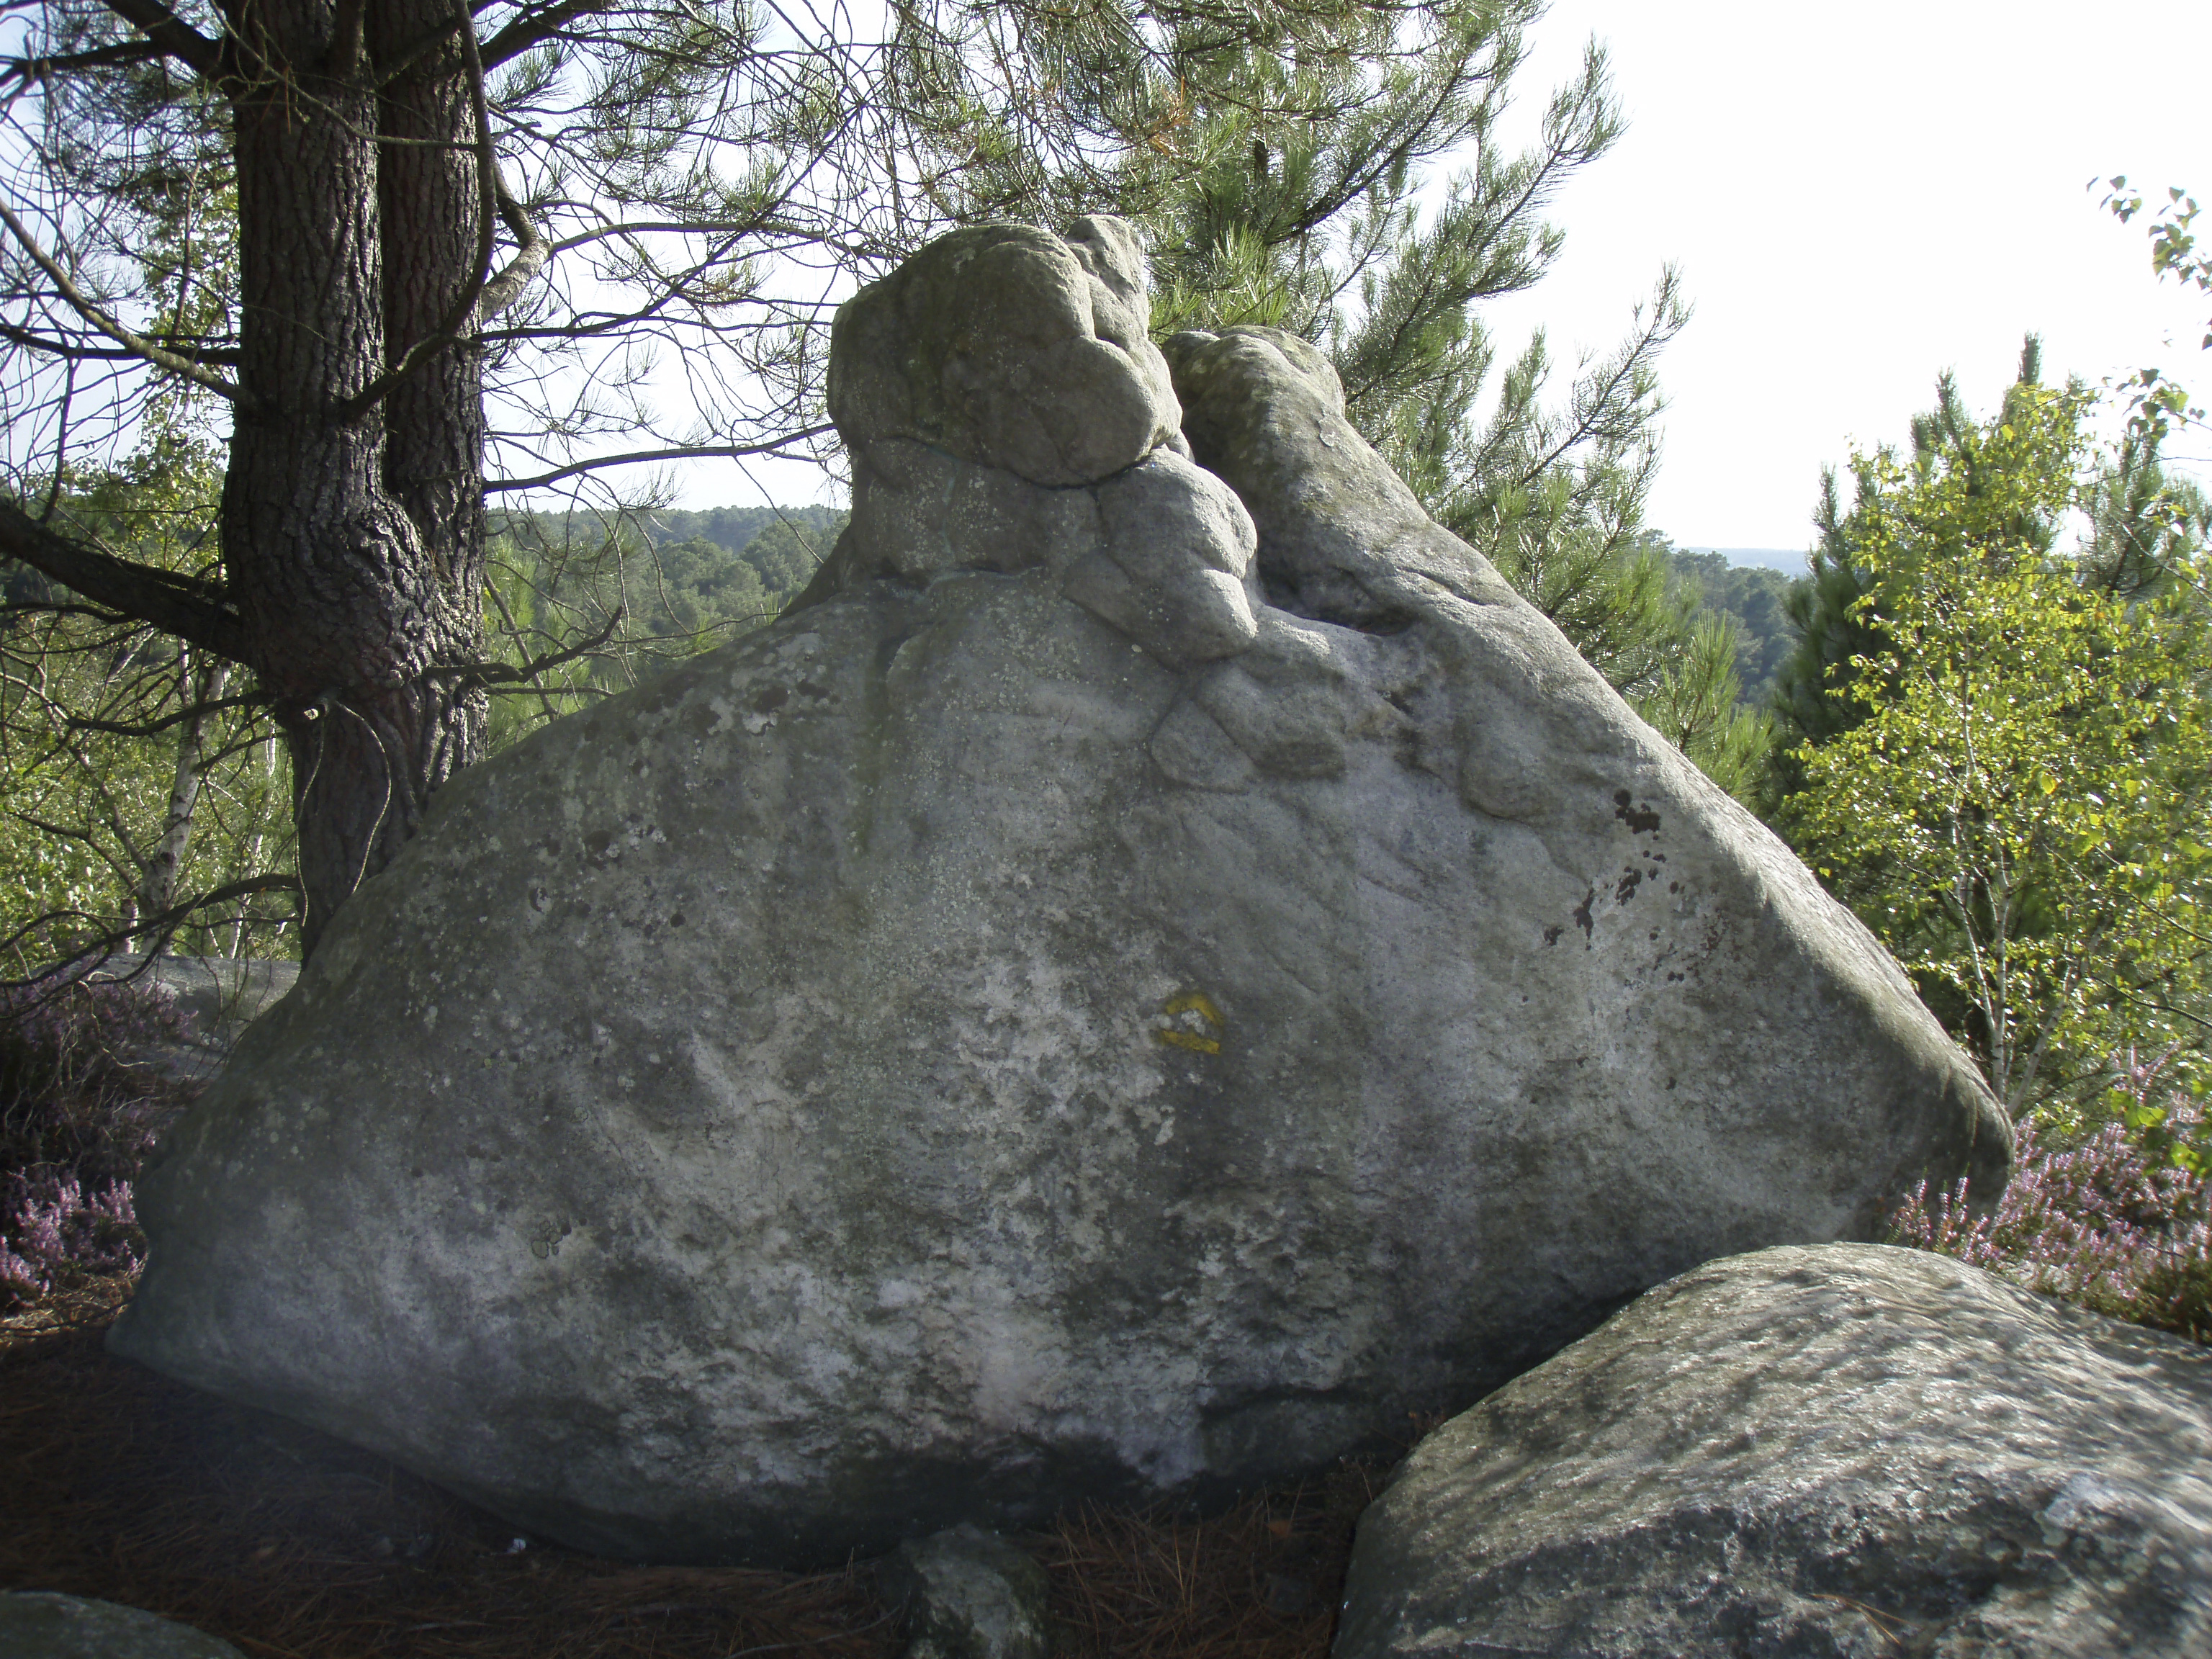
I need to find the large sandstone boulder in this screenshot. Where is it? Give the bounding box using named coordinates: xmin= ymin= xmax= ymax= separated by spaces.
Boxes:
xmin=111 ymin=218 xmax=2006 ymax=1568
xmin=1337 ymin=1244 xmax=2212 ymax=1659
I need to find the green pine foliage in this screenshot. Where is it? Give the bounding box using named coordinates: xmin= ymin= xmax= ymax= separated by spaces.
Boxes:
xmin=1627 ymin=609 xmax=1776 ymax=806
xmin=1095 ymin=0 xmax=1693 ymax=746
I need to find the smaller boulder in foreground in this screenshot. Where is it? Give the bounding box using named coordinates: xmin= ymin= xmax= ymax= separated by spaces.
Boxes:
xmin=1337 ymin=1243 xmax=2212 ymax=1659
xmin=0 ymin=1593 xmax=245 ymax=1659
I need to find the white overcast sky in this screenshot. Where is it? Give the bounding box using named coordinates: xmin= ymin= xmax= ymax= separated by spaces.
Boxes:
xmin=675 ymin=1 xmax=2212 ymax=567
xmin=1477 ymin=0 xmax=2212 ymax=560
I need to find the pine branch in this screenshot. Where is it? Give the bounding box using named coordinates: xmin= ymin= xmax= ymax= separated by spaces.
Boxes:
xmin=68 ymin=691 xmax=269 ymax=737
xmin=0 ymin=200 xmax=257 ymax=407
xmin=94 ymin=0 xmax=225 ymax=80
xmin=0 ymin=318 xmax=240 ymax=364
xmin=479 ymin=0 xmax=616 ymax=70
xmin=0 ymin=496 xmax=242 ymax=657
xmin=1 ymin=39 xmax=164 ymax=82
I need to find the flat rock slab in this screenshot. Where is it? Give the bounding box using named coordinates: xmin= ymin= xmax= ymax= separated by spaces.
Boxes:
xmin=1337 ymin=1243 xmax=2212 ymax=1659
xmin=110 ymin=230 xmax=2005 ymax=1569
xmin=0 ymin=1592 xmax=244 ymax=1658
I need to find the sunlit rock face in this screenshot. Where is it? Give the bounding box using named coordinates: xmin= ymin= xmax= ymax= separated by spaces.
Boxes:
xmin=109 ymin=218 xmax=2008 ymax=1568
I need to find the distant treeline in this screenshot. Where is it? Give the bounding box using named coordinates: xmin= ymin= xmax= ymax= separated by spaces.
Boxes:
xmin=646 ymin=505 xmax=848 ymax=559
xmin=482 ymin=508 xmax=1800 ymax=716
xmin=486 ymin=505 xmax=848 ymax=658
xmin=1658 ymin=550 xmax=1797 ymax=709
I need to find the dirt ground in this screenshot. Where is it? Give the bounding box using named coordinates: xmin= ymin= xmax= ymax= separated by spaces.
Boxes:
xmin=1 ymin=1275 xmax=1378 ymax=1659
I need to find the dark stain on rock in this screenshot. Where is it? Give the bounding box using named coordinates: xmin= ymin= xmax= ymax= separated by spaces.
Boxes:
xmin=1572 ymin=887 xmax=1595 ymax=946
xmin=1613 ymin=790 xmax=1660 ymax=835
xmin=752 ymin=685 xmax=791 ymax=714
xmin=1615 ymin=866 xmax=1643 ymax=905
xmin=583 ymin=829 xmax=616 ymax=866
xmin=1543 ymin=925 xmax=1565 ymax=947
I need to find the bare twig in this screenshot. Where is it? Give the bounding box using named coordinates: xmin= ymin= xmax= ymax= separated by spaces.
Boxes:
xmin=0 ymin=872 xmax=302 ymax=992
xmin=0 ymin=200 xmax=254 ymax=406
xmin=67 ymin=691 xmax=269 ymax=737
xmin=423 ymin=603 xmax=623 ymax=685
xmin=483 ymin=430 xmax=835 ymax=493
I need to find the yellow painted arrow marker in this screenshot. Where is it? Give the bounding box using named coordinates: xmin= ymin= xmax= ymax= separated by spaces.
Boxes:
xmin=1154 ymin=989 xmax=1224 ymax=1054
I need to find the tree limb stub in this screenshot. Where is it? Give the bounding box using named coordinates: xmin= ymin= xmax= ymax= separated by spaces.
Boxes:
xmin=478 ymin=0 xmax=617 ymax=70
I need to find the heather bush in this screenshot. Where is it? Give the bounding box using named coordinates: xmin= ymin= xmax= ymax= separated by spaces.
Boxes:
xmin=0 ymin=968 xmax=199 ymax=1310
xmin=1892 ymin=1105 xmax=2212 ymax=1342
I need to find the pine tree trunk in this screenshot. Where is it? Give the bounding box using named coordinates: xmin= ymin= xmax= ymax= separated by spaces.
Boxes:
xmin=220 ymin=0 xmax=487 ymax=957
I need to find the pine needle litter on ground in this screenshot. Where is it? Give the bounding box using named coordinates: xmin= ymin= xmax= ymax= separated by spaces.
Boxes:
xmin=1 ymin=1274 xmax=1375 ymax=1659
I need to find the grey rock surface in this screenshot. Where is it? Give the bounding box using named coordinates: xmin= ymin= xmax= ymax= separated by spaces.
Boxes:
xmin=0 ymin=1592 xmax=245 ymax=1658
xmin=881 ymin=1524 xmax=1053 ymax=1659
xmin=828 ymin=217 xmax=1180 ymax=487
xmin=112 ymin=222 xmax=2005 ymax=1568
xmin=1337 ymin=1243 xmax=2212 ymax=1659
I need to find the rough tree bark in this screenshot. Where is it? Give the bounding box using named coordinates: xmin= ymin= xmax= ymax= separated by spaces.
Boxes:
xmin=222 ymin=0 xmax=488 ymax=953
xmin=0 ymin=0 xmax=501 ymax=957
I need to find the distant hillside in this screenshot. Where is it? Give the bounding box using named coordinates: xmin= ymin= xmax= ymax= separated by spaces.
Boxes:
xmin=647 ymin=503 xmax=846 ymax=559
xmin=1684 ymin=547 xmax=1808 ymax=577
xmin=489 ymin=503 xmax=848 ymax=655
xmin=1659 ymin=549 xmax=1799 ymax=709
